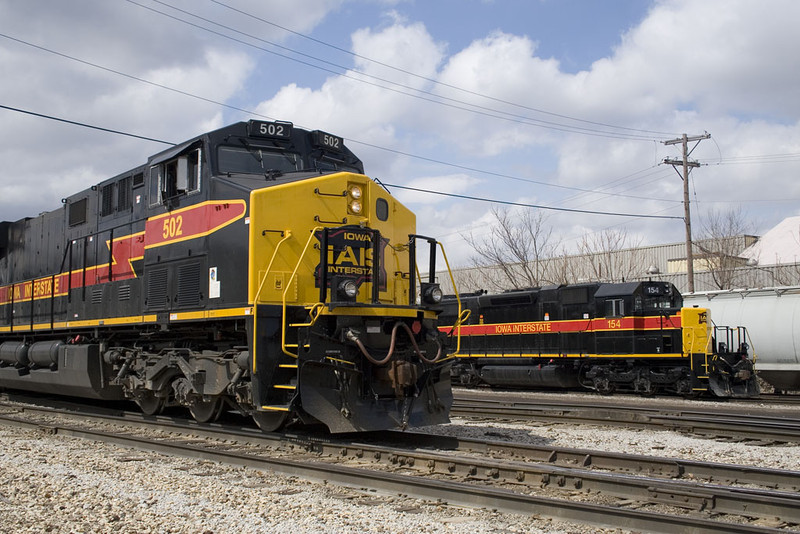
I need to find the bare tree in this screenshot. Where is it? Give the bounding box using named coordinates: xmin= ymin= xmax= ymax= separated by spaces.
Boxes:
xmin=575 ymin=228 xmax=644 ymax=282
xmin=546 ymin=243 xmax=582 ymax=286
xmin=696 ymin=207 xmax=752 ymax=289
xmin=463 ymin=207 xmax=555 ymax=291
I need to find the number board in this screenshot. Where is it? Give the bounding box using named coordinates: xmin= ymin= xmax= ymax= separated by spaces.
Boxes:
xmin=248 ymin=120 xmax=292 ymax=139
xmin=311 ymin=130 xmax=344 ymax=152
xmin=644 ymin=284 xmax=665 ymax=295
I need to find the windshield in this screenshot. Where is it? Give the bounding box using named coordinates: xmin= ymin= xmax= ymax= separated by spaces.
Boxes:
xmin=217 ymin=146 xmax=301 ymax=175
xmin=315 ymin=157 xmax=362 ymax=174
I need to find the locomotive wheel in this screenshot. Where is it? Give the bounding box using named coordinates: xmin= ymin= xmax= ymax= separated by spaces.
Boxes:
xmin=136 ymin=391 xmax=166 ymax=416
xmin=189 ymin=397 xmax=225 ymax=423
xmin=252 ymin=411 xmax=289 ymax=432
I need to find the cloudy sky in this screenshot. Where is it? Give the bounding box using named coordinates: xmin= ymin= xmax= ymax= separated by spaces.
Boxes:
xmin=1 ymin=0 xmax=798 ymax=267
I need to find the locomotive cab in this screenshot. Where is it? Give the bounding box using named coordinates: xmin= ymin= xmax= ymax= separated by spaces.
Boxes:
xmin=595 ymin=281 xmax=682 ymax=319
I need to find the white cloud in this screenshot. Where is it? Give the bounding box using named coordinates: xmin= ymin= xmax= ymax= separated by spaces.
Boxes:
xmin=2 ymin=0 xmax=799 ymax=269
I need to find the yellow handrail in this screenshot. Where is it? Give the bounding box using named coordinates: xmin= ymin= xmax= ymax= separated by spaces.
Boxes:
xmin=281 ymin=227 xmax=324 ymax=358
xmin=437 ymin=241 xmax=466 ymax=355
xmin=252 ymin=230 xmax=292 ymax=374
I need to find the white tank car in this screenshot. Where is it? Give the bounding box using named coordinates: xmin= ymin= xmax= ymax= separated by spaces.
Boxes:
xmin=684 ymin=287 xmax=800 ymax=392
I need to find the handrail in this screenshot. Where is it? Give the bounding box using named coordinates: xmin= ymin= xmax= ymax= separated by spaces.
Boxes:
xmin=289 ymin=302 xmax=325 ymax=329
xmin=251 ymin=230 xmax=292 ymax=374
xmin=281 ymin=227 xmax=324 ymax=358
xmin=437 ymin=241 xmax=465 ymax=355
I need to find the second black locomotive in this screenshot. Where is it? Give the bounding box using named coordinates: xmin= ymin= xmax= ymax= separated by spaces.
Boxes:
xmin=440 ymin=281 xmax=758 ymax=397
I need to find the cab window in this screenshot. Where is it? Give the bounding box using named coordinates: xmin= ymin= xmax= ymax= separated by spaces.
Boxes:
xmin=149 ymin=148 xmax=202 ymax=206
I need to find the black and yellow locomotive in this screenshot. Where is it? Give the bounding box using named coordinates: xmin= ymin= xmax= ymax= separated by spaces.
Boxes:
xmin=0 ymin=120 xmax=457 ymax=432
xmin=440 ymin=281 xmax=758 ymax=397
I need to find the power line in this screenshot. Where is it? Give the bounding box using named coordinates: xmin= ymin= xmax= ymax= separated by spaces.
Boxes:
xmin=701 ymin=154 xmax=800 ymax=165
xmin=0 ymin=104 xmax=175 ymax=145
xmin=126 ymin=0 xmax=670 ymax=141
xmin=379 ymin=183 xmax=684 ymax=220
xmin=0 ymin=32 xmax=270 ymax=121
xmin=207 ymin=0 xmax=679 ymax=139
xmin=0 ymin=31 xmax=674 ymax=203
xmin=0 ymin=100 xmax=683 ymax=221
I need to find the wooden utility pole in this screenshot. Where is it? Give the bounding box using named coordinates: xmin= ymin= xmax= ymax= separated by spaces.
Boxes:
xmin=663 ymin=133 xmax=710 ymax=293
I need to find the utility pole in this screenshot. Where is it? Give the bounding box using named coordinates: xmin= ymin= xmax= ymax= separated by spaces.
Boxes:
xmin=663 ymin=132 xmax=710 ymax=294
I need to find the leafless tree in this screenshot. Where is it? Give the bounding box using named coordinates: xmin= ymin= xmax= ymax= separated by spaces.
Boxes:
xmin=463 ymin=207 xmax=555 ymax=291
xmin=696 ymin=207 xmax=753 ymax=289
xmin=575 ymin=228 xmax=644 ymax=282
xmin=546 ymin=243 xmax=582 ymax=286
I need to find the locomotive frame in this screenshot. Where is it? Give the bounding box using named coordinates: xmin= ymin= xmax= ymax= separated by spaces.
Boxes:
xmin=0 ymin=120 xmax=458 ymax=432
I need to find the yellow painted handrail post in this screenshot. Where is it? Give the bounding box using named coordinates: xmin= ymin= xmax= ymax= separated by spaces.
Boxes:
xmin=437 ymin=241 xmax=466 ymax=355
xmin=281 ymin=227 xmax=324 ymax=358
xmin=252 ymin=231 xmax=292 ymax=374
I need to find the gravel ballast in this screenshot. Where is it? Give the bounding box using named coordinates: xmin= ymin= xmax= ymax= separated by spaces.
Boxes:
xmin=1 ymin=393 xmax=798 ymax=533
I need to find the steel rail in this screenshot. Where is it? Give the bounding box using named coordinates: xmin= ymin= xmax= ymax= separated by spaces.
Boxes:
xmin=5 ymin=398 xmax=799 ymax=493
xmin=386 ymin=431 xmax=800 ymax=492
xmin=2 ymin=404 xmax=800 ymax=526
xmin=451 ymin=399 xmax=800 ymax=443
xmin=0 ymin=415 xmax=790 ymax=534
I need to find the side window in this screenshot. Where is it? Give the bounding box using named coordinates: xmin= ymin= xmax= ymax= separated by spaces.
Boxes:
xmin=149 ymin=166 xmax=161 ymax=207
xmin=150 ymin=148 xmax=202 ymax=207
xmin=605 ymin=298 xmax=624 ymax=317
xmin=186 ymin=149 xmax=201 ymax=193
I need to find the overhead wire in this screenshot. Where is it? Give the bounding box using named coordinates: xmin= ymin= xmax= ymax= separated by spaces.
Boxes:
xmin=0 ymin=104 xmax=176 ymax=145
xmin=0 ymin=30 xmax=677 ymax=205
xmin=1 ymin=4 xmax=794 ymax=221
xmin=379 ymin=183 xmax=683 ymax=220
xmin=126 ymin=0 xmax=671 ymax=142
xmin=207 ymin=0 xmax=679 ymax=139
xmin=0 ymin=100 xmax=683 ymax=222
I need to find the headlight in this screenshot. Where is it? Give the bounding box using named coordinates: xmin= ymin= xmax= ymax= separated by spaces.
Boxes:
xmin=349 ymin=199 xmax=362 ymax=214
xmin=348 ymin=185 xmax=362 ymax=199
xmin=421 ymin=283 xmax=443 ymax=305
xmin=337 ymin=278 xmax=359 ymax=300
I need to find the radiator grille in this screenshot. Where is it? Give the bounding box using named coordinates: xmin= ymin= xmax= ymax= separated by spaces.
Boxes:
xmin=146 ymin=268 xmax=168 ymax=308
xmin=177 ymin=262 xmax=201 ymax=307
xmin=118 ymin=284 xmax=131 ymax=301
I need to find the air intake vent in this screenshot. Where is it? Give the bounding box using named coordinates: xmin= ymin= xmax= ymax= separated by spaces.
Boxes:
xmin=68 ymin=198 xmax=88 ymax=227
xmin=177 ymin=262 xmax=201 ymax=307
xmin=118 ymin=284 xmax=131 ymax=301
xmin=146 ymin=268 xmax=168 ymax=309
xmin=92 ymin=287 xmax=104 ymax=304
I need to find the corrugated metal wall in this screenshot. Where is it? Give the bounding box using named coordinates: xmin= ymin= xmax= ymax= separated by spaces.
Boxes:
xmin=435 ymin=237 xmax=800 ymax=295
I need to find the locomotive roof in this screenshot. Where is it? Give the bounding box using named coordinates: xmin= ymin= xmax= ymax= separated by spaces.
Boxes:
xmin=594 ymin=282 xmax=644 ymax=298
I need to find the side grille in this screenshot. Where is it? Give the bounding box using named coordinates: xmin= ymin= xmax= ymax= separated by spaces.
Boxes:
xmin=146 ymin=268 xmax=168 ymax=309
xmin=91 ymin=287 xmax=104 ymax=304
xmin=176 ymin=262 xmax=201 ymax=307
xmin=118 ymin=284 xmax=131 ymax=301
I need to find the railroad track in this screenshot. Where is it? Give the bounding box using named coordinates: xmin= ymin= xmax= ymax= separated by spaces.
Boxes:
xmin=452 ymin=393 xmax=800 ymax=444
xmin=740 ymin=393 xmax=800 ymax=407
xmin=0 ymin=397 xmax=797 ymax=533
